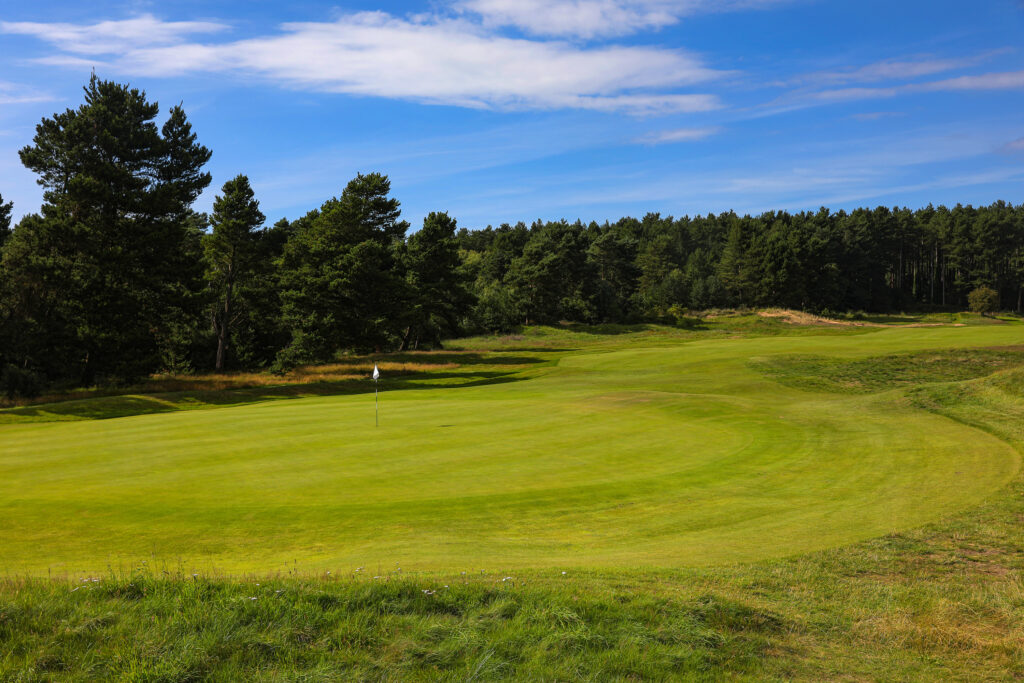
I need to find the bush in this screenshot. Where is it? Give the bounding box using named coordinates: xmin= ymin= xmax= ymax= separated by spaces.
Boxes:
xmin=1 ymin=364 xmax=43 ymax=399
xmin=668 ymin=304 xmax=703 ymax=329
xmin=967 ymin=286 xmax=1000 ymax=316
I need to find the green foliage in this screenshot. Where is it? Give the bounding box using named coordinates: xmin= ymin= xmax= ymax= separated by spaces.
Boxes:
xmin=0 ymin=364 xmax=42 ymax=399
xmin=402 ymin=211 xmax=475 ymax=349
xmin=505 ymin=220 xmax=597 ymax=324
xmin=1 ymin=75 xmax=211 ymax=384
xmin=0 ymin=192 xmax=11 ymax=247
xmin=277 ymin=173 xmax=410 ymax=362
xmin=457 ymin=202 xmax=1024 ymax=333
xmin=204 ymin=174 xmax=266 ymax=370
xmin=967 ymin=285 xmax=1000 ymax=315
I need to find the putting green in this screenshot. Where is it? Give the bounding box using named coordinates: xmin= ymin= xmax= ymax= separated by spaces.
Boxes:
xmin=2 ymin=324 xmax=1022 ymax=575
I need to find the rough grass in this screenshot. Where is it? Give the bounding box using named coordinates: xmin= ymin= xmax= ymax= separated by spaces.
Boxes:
xmin=1 ymin=571 xmax=791 ymax=681
xmin=752 ymin=347 xmax=1024 ymax=393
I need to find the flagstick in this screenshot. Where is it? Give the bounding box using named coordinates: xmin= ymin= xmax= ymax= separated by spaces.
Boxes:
xmin=372 ymin=363 xmax=380 ymax=427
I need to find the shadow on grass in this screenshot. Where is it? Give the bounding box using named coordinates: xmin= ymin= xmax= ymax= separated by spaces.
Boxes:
xmin=563 ymin=323 xmax=655 ymax=335
xmin=0 ymin=369 xmax=530 ymax=423
xmin=372 ymin=352 xmax=546 ymax=366
xmin=854 ymin=314 xmax=931 ymax=325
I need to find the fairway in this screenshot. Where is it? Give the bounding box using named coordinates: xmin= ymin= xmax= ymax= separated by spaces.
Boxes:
xmin=2 ymin=323 xmax=1022 ymax=575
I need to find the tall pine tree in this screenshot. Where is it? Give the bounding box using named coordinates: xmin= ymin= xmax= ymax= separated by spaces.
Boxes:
xmin=3 ymin=75 xmax=211 ymax=383
xmin=204 ymin=175 xmax=265 ymax=370
xmin=277 ymin=173 xmax=410 ymax=366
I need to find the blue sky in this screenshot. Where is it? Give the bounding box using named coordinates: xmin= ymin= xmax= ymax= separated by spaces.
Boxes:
xmin=1 ymin=0 xmax=1023 ymax=230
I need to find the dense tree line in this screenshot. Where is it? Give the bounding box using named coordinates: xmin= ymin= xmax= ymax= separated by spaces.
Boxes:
xmin=458 ymin=204 xmax=1024 ymax=329
xmin=0 ymin=77 xmax=1021 ymax=396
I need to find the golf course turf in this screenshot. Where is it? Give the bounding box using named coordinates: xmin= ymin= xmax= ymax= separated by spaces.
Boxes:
xmin=3 ymin=313 xmax=1024 ymax=680
xmin=1 ymin=316 xmax=1021 ymax=574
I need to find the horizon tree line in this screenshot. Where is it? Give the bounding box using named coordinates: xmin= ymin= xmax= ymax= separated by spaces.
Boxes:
xmin=1 ymin=76 xmax=1022 ymax=396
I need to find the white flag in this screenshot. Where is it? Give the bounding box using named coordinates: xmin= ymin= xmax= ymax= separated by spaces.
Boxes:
xmin=372 ymin=364 xmax=380 ymax=380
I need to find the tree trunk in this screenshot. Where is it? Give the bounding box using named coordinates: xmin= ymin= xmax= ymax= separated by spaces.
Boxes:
xmin=215 ymin=280 xmax=233 ymax=371
xmin=80 ymin=350 xmax=94 ymax=387
xmin=215 ymin=249 xmax=237 ymax=372
xmin=399 ymin=326 xmax=412 ymax=352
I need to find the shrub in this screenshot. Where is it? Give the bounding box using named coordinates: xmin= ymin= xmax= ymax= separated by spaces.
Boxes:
xmin=1 ymin=364 xmax=43 ymax=399
xmin=967 ymin=286 xmax=1000 ymax=316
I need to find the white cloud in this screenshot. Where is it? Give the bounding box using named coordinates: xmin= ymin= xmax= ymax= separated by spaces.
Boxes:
xmin=1 ymin=14 xmax=228 ymax=54
xmin=455 ymin=0 xmax=793 ymax=39
xmin=2 ymin=13 xmax=725 ymax=115
xmin=456 ymin=0 xmax=678 ymax=38
xmin=1002 ymin=137 xmax=1024 ymax=153
xmin=635 ymin=126 xmax=721 ymax=144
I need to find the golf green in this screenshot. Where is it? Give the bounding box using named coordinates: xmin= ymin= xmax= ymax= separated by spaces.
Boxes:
xmin=2 ymin=323 xmax=1021 ymax=575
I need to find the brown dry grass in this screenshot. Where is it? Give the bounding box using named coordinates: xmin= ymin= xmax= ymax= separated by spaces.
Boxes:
xmin=757 ymin=308 xmax=966 ymax=328
xmin=757 ymin=309 xmax=873 ymax=326
xmin=0 ymin=360 xmax=459 ymax=408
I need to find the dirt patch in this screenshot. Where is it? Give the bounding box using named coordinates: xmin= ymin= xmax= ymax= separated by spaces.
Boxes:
xmin=757 ymin=309 xmax=880 ymax=327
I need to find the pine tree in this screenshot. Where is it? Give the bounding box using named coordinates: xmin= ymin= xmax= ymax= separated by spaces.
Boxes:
xmin=205 ymin=175 xmax=266 ymax=370
xmin=402 ymin=212 xmax=474 ymax=349
xmin=277 ymin=173 xmax=410 ymax=366
xmin=4 ymin=75 xmax=211 ymax=383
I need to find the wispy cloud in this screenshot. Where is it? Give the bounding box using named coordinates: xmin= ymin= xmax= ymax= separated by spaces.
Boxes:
xmin=0 ymin=80 xmax=55 ymax=105
xmin=2 ymin=12 xmax=725 ymax=115
xmin=454 ymin=0 xmax=794 ymax=39
xmin=460 ymin=123 xmax=1024 ymax=221
xmin=1 ymin=15 xmax=228 ymax=54
xmin=849 ymin=111 xmax=903 ymax=121
xmin=811 ymin=69 xmax=1024 ymax=103
xmin=785 ymin=50 xmax=1007 ymax=87
xmin=1002 ymin=137 xmax=1024 ymax=153
xmin=634 ymin=126 xmax=721 ymax=144
xmin=753 ymin=68 xmax=1024 ymax=117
